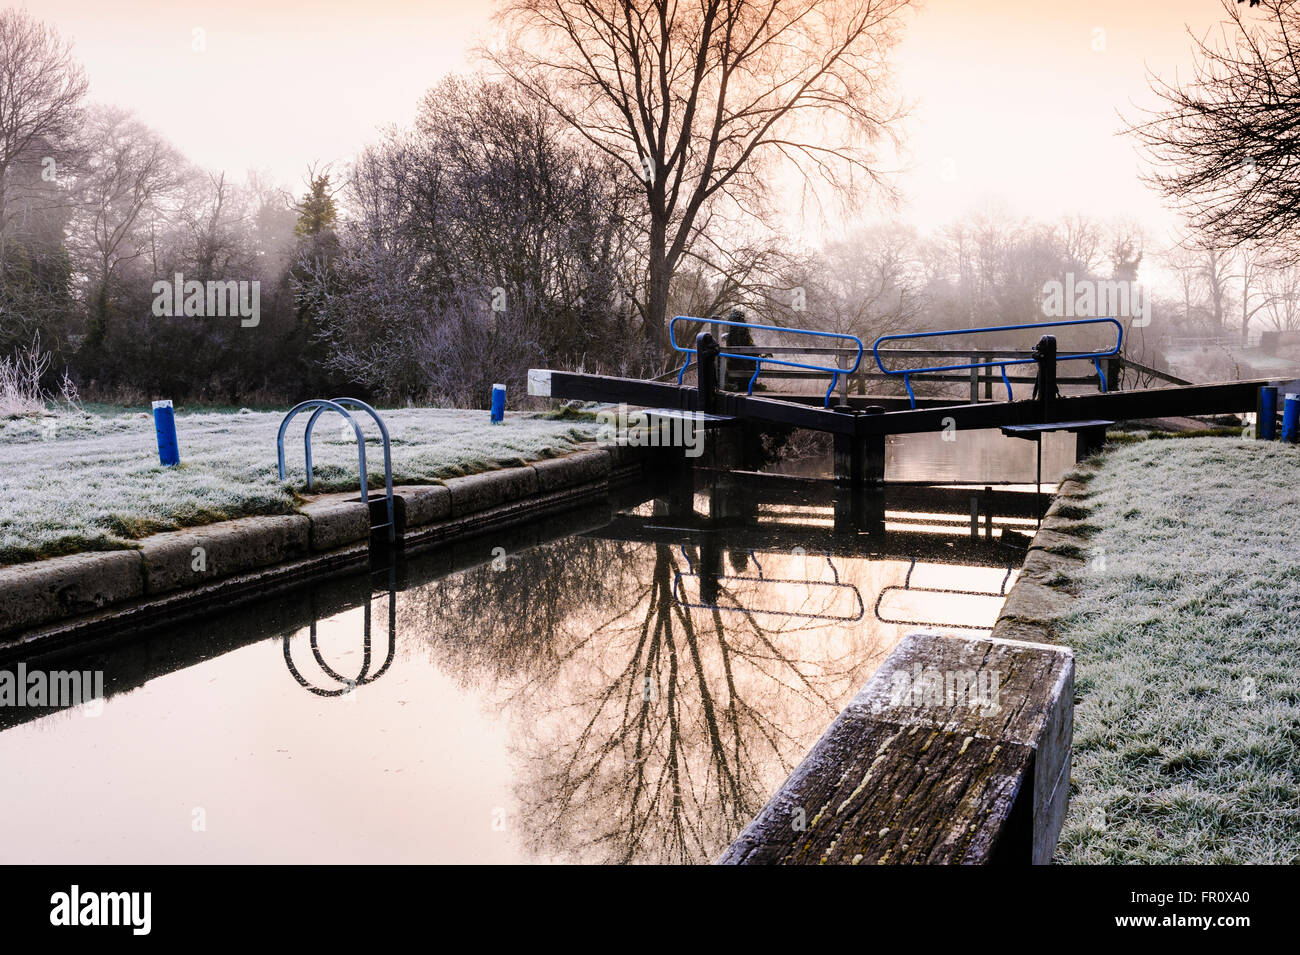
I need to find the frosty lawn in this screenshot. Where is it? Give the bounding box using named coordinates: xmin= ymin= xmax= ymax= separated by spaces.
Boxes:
xmin=1054 ymin=437 xmax=1300 ymax=864
xmin=0 ymin=407 xmax=599 ymax=566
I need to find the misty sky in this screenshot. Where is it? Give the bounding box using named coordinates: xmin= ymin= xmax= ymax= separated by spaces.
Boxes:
xmin=27 ymin=0 xmax=1223 ymax=241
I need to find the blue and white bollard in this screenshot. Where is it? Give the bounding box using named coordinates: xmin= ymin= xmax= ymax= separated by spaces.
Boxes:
xmin=490 ymin=384 xmax=506 ymax=424
xmin=1283 ymin=394 xmax=1300 ymax=444
xmin=152 ymin=399 xmax=180 ymax=466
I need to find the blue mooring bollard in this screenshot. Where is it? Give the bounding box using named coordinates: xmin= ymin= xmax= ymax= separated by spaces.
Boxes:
xmin=490 ymin=384 xmax=506 ymax=424
xmin=1283 ymin=394 xmax=1300 ymax=444
xmin=1259 ymin=386 xmax=1278 ymax=440
xmin=152 ymin=399 xmax=180 ymax=466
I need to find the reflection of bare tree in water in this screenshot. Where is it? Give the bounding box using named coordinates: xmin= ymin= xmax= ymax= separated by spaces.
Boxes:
xmin=393 ymin=537 xmax=638 ymax=681
xmin=393 ymin=534 xmax=879 ymax=863
xmin=510 ymin=543 xmax=870 ymax=864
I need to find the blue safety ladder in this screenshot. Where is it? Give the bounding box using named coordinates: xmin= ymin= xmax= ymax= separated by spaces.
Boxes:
xmin=871 ymin=318 xmax=1124 ymax=408
xmin=277 ymin=398 xmax=396 ymax=544
xmin=670 ymin=315 xmax=864 ymax=408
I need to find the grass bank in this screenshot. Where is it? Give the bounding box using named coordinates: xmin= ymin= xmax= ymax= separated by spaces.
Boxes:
xmin=0 ymin=406 xmax=599 ymax=566
xmin=1053 ymin=436 xmax=1300 ymax=864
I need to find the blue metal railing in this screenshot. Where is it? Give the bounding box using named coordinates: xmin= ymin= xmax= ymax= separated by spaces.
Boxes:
xmin=871 ymin=318 xmax=1124 ymax=408
xmin=669 ymin=316 xmax=864 ymax=407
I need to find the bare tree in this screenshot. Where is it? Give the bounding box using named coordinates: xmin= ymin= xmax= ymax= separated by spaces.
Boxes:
xmin=304 ymin=75 xmax=635 ymax=403
xmin=1060 ymin=214 xmax=1102 ymax=275
xmin=489 ymin=0 xmax=912 ymax=344
xmin=1203 ymin=243 xmax=1232 ymax=335
xmin=176 ymin=171 xmax=257 ymax=283
xmin=1105 ymin=219 xmax=1145 ymax=283
xmin=71 ymin=107 xmax=185 ymax=347
xmin=1164 ymin=243 xmax=1206 ymax=330
xmin=1260 ymin=259 xmax=1300 ymax=330
xmin=1132 ymin=0 xmax=1300 ymax=262
xmin=0 ymin=8 xmax=88 ymax=270
xmin=787 ymin=223 xmax=922 ymax=339
xmin=1233 ymin=244 xmax=1271 ymax=342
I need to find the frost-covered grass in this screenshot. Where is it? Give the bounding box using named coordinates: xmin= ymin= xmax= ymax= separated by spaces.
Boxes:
xmin=0 ymin=406 xmax=599 ymax=565
xmin=1053 ymin=436 xmax=1300 ymax=864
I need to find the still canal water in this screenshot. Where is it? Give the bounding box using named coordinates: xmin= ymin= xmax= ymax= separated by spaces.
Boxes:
xmin=0 ymin=431 xmax=1064 ymax=864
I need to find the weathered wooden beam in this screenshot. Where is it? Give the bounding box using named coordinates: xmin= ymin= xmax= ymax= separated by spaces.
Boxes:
xmin=718 ymin=392 xmax=861 ymax=434
xmin=1001 ymin=419 xmax=1115 ymax=437
xmin=745 ymin=394 xmax=961 ymax=410
xmin=718 ymin=631 xmax=1074 ymax=865
xmin=1114 ymin=357 xmax=1191 ymax=386
xmin=853 ymin=379 xmax=1269 ymax=435
xmin=1048 ymin=378 xmax=1262 ymax=419
xmin=531 ymin=367 xmax=1266 ymax=439
xmin=527 ymin=369 xmax=697 ymax=410
xmin=855 ymin=399 xmax=1031 ymax=435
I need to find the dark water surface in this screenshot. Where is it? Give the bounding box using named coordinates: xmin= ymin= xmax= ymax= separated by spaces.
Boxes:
xmin=0 ymin=468 xmax=1041 ymax=864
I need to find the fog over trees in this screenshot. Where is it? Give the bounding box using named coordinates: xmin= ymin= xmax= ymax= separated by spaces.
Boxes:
xmin=5 ymin=2 xmax=1300 ymax=408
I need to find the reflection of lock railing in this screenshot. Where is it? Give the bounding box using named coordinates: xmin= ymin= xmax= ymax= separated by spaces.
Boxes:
xmin=283 ymin=586 xmax=396 ymax=697
xmin=873 ymin=559 xmax=1014 ymax=631
xmin=672 ymin=548 xmax=865 ymax=622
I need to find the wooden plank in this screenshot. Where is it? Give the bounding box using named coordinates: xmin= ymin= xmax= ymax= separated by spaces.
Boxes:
xmin=642 ymin=409 xmax=737 ymax=430
xmin=1116 ymin=357 xmax=1191 ymax=386
xmin=1048 ymin=378 xmax=1262 ymax=420
xmin=529 ymin=369 xmax=697 ymax=410
xmin=746 ymin=394 xmax=964 ymax=410
xmin=856 ymin=399 xmax=1032 ymax=435
xmin=719 ymin=632 xmax=1074 ymax=865
xmin=718 ymin=392 xmax=861 ymax=434
xmin=1002 ymin=419 xmax=1114 ymax=436
xmin=855 ymin=379 xmax=1267 ymax=435
xmin=533 ymin=368 xmax=1264 ymax=438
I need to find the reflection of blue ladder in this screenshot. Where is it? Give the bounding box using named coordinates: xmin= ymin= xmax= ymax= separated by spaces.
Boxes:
xmin=276 ymin=398 xmax=396 ymax=544
xmin=283 ymin=584 xmax=397 ymax=697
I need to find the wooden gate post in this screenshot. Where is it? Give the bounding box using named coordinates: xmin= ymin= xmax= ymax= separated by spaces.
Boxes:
xmin=1033 ymin=335 xmax=1057 ymax=423
xmin=695 ymin=332 xmax=719 ymax=416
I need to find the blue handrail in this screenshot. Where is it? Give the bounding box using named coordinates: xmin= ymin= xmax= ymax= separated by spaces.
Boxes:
xmin=871 ymin=318 xmax=1124 ymax=408
xmin=669 ymin=315 xmax=864 ymax=408
xmin=276 ymin=398 xmax=396 ymax=543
